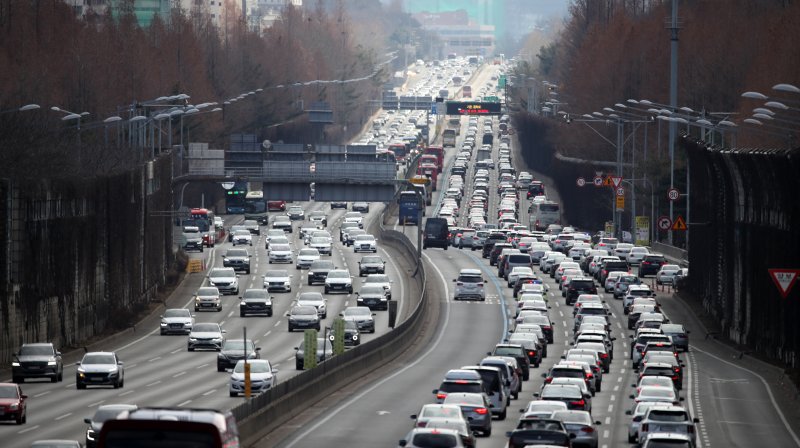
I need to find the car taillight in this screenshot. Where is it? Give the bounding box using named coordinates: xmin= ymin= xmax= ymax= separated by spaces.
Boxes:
xmin=580 ymin=426 xmax=595 ymax=433
xmin=417 ymin=421 xmax=427 ymax=428
xmin=674 ymin=367 xmax=681 ymax=372
xmin=599 ymin=353 xmax=608 ymax=358
xmin=528 ymin=350 xmax=536 ymax=357
xmin=542 ymin=326 xmax=551 ymax=331
xmin=474 ymin=407 xmax=488 ymax=415
xmin=545 ymin=377 xmax=553 ymax=383
xmin=672 ymin=375 xmax=679 ymax=381
xmin=688 ymin=425 xmax=695 ymax=433
xmin=586 ymin=372 xmax=593 ymax=379
xmin=477 ymin=283 xmax=484 ymax=287
xmin=570 ymin=399 xmax=585 ymax=407
xmin=436 ymin=393 xmax=447 ymax=399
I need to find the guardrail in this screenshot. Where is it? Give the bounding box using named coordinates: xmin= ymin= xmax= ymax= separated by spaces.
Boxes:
xmin=234 ymin=205 xmax=427 ymax=445
xmin=651 ymin=241 xmax=688 ymax=267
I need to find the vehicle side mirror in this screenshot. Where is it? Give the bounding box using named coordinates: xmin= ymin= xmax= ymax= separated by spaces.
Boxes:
xmin=84 ymin=417 xmax=92 ymax=424
xmin=285 ymin=313 xmax=290 ymax=317
xmin=629 ymin=394 xmax=635 ymax=399
xmin=118 ymin=361 xmax=124 ymax=365
xmin=679 ymin=397 xmax=685 ymax=401
xmin=432 ymin=389 xmax=438 ymax=394
xmin=625 ymin=410 xmax=632 ymax=415
xmin=410 ymin=414 xmax=417 ymax=420
xmin=631 ymin=384 xmax=636 ymax=387
xmin=505 ymin=432 xmax=513 ymax=438
xmin=221 ymin=330 xmax=226 ymax=333
xmin=694 ymin=417 xmax=700 ymax=423
xmin=452 ymin=279 xmax=457 ymax=282
xmin=293 ymin=347 xmax=299 ymax=350
xmin=532 ymin=393 xmax=540 ymax=397
xmin=398 ymin=440 xmax=407 ymax=447
xmin=256 ymin=347 xmax=262 ymax=351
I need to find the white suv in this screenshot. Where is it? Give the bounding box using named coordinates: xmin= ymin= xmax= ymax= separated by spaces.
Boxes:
xmin=207 ymin=268 xmax=239 ymax=295
xmin=454 ymin=268 xmax=486 ymax=301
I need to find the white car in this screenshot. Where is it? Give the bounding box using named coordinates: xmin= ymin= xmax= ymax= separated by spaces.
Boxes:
xmin=264 ymin=229 xmax=286 ymax=248
xmin=231 ymin=230 xmax=252 ymax=246
xmin=207 ymin=268 xmax=239 ymax=295
xmin=507 ymin=266 xmax=534 ymax=288
xmin=324 ymin=269 xmax=353 ymax=294
xmin=309 ymin=236 xmax=333 ymax=256
xmin=343 ymin=212 xmax=364 ymax=228
xmin=229 ymin=359 xmax=277 ymax=397
xmin=296 ymin=291 xmax=327 ymax=318
xmin=76 ymin=352 xmax=124 ymax=389
xmin=160 ymin=308 xmax=194 ymax=334
xmin=363 ymin=273 xmax=393 ymax=299
xmin=656 ymin=264 xmax=682 ymax=285
xmin=352 ymin=234 xmax=378 ymax=253
xmin=627 ymin=246 xmax=650 ymax=265
xmin=268 ymin=244 xmax=294 ymax=264
xmin=263 ymin=269 xmax=292 ymax=292
xmin=296 ymin=248 xmax=320 ymax=269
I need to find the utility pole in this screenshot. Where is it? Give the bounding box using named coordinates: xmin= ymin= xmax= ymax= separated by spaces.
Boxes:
xmin=667 ymin=0 xmax=680 ymax=245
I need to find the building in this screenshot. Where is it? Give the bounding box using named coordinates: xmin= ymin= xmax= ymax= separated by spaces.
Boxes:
xmin=244 ymin=0 xmax=303 ymax=32
xmin=412 ymin=10 xmax=495 ymax=58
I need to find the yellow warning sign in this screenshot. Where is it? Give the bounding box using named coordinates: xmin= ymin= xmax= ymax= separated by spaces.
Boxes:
xmin=615 ymin=195 xmax=625 ymax=210
xmin=672 ymin=215 xmax=687 ymax=231
xmin=186 ymin=259 xmax=204 ymax=273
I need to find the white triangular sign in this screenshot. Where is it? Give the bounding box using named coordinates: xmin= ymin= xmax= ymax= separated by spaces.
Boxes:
xmin=611 ymin=176 xmax=623 ymax=188
xmin=769 ymin=269 xmax=800 ymax=298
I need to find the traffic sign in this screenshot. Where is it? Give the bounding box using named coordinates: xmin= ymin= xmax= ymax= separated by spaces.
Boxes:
xmin=616 ymin=186 xmax=625 ymax=197
xmin=593 ymin=176 xmax=603 ymax=187
xmin=671 ymin=215 xmax=687 ymax=231
xmin=611 ymin=176 xmax=623 ymax=188
xmin=615 ymin=195 xmax=624 ymax=210
xmin=576 ymin=177 xmax=586 ymax=187
xmin=667 ymin=188 xmax=680 ymax=201
xmin=768 ymin=269 xmax=800 ymax=299
xmin=657 ymin=216 xmax=673 ymax=230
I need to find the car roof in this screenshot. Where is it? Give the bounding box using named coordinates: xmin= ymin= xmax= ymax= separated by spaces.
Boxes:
xmin=458 ymin=268 xmax=482 ymax=276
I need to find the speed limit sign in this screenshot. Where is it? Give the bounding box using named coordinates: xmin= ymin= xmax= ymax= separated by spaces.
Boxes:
xmin=576 ymin=177 xmax=586 ymax=187
xmin=667 ymin=188 xmax=680 ymax=201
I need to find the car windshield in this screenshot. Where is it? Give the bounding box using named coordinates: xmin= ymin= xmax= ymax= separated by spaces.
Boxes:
xmin=234 ymin=230 xmax=250 ymax=236
xmin=209 ymin=269 xmax=234 ymax=278
xmin=193 ymin=323 xmax=219 ymax=332
xmin=234 ymin=361 xmax=270 ymax=374
xmin=421 ymin=406 xmax=463 ymax=419
xmin=265 ymin=270 xmax=288 ymax=278
xmin=92 ymin=407 xmax=133 ymax=423
xmin=365 ymin=275 xmax=390 ymax=283
xmin=242 ymin=290 xmax=268 ymax=299
xmin=83 ymin=354 xmax=116 ymax=365
xmin=542 ymin=385 xmax=581 ymax=399
xmin=19 ymin=345 xmax=54 ymax=356
xmin=344 ymin=307 xmax=371 ymax=316
xmin=197 ymin=287 xmax=218 ymax=297
xmin=411 ymin=433 xmax=458 ymax=448
xmin=552 ymin=411 xmax=591 ymax=424
xmin=164 ymin=309 xmax=189 ymax=318
xmin=289 ymin=207 xmax=302 ymax=212
xmin=0 ymin=386 xmax=18 ymax=398
xmin=271 ymin=244 xmax=291 ymax=252
xmin=226 ymin=249 xmax=248 ymax=257
xmin=293 ymin=306 xmax=316 ymax=315
xmin=222 ymin=340 xmax=254 ymax=351
xmin=299 ymin=249 xmax=319 ymax=256
xmin=328 ymin=271 xmax=349 ymax=279
xmin=361 ymin=256 xmax=382 ymax=263
xmin=311 ymin=237 xmax=330 ymax=244
xmin=641 ymin=387 xmax=675 ymax=398
xmin=645 ymin=442 xmax=691 ymax=448
xmin=361 ymin=285 xmax=386 ymax=294
xmin=311 ymin=261 xmax=334 ymax=269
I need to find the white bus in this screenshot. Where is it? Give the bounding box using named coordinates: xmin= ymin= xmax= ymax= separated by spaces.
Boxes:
xmin=529 ymin=201 xmax=561 ymax=231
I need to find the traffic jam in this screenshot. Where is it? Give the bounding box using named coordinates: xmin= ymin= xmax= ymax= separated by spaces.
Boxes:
xmin=397 ymin=61 xmax=696 ymax=448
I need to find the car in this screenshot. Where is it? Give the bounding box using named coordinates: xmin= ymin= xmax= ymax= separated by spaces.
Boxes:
xmin=505 ymin=418 xmax=572 ymax=448
xmin=330 ymin=201 xmax=347 ymax=209
xmin=76 ymin=351 xmax=124 ymax=389
xmin=352 ymin=202 xmax=370 ymax=212
xmin=324 ymin=269 xmax=354 ymax=294
xmin=187 ymin=322 xmax=225 ymax=351
xmin=294 ymin=337 xmax=333 ymax=370
xmin=454 ymin=268 xmax=486 ymax=301
xmin=536 ymin=384 xmax=589 ymax=412
xmin=660 ymin=323 xmax=690 ymax=351
xmin=193 ymin=286 xmax=222 ymax=311
xmin=0 ymin=382 xmax=27 ymax=424
xmin=442 ymin=392 xmax=493 ymax=437
xmin=551 ymin=410 xmax=602 ymax=448
xmin=207 ymin=267 xmax=239 ymax=295
xmin=461 ymin=365 xmax=508 ymax=420
xmin=239 ymin=289 xmax=273 ymax=317
xmin=358 ymin=255 xmax=385 ymax=276
xmin=268 ymin=243 xmax=294 ymax=264
xmin=286 ymin=305 xmax=321 ymax=332
xmin=409 ymin=404 xmax=470 ymax=428
xmin=308 ymin=211 xmax=328 ymax=227
xmin=296 ymin=291 xmax=327 ymax=318
xmin=399 ymin=428 xmax=467 ymax=448
xmin=343 ymin=211 xmax=364 ymax=228
xmin=160 ymin=308 xmax=194 ymax=334
xmin=356 ymin=284 xmax=390 ymax=310
xmin=627 ymin=246 xmax=650 ymax=265
xmin=340 ymin=306 xmax=376 ymax=333
xmin=229 ymin=359 xmax=278 ymax=397
xmin=626 ymin=402 xmax=674 ymax=443
xmin=267 ymin=200 xmax=286 ymax=211
xmin=182 ymin=226 xmax=204 ymax=252
xmin=308 ymin=259 xmax=336 ymax=285
xmin=96 ymin=407 xmax=241 ymax=447
xmin=222 ymin=248 xmax=251 ymax=273
xmin=309 ymin=236 xmax=333 ymax=256
xmin=84 ymin=404 xmax=138 ymax=447
xmin=273 ymin=215 xmax=293 ymax=233
xmin=296 ymin=248 xmax=321 ymax=270
xmin=352 ymin=234 xmax=378 ymax=253
xmin=264 ymin=229 xmax=287 ymax=248
xmin=639 ymin=254 xmax=668 ymax=277
xmin=613 ymin=274 xmax=642 ymax=299
xmin=631 ymin=385 xmax=681 ymax=405
xmin=263 ymin=269 xmax=292 ymax=292
xmin=656 ymin=264 xmax=682 ymax=285
xmin=422 ymin=418 xmax=476 ymax=448
xmin=242 ymin=219 xmax=260 ymax=235
xmin=217 ymin=339 xmax=260 ymax=372
xmin=231 ymin=229 xmax=253 ymax=246
xmin=11 ymin=342 xmax=63 ymax=383
xmin=30 ymin=441 xmax=82 ymax=448
xmin=491 ymin=343 xmax=531 ymax=381
xmin=326 ymin=320 xmax=361 ymax=347
xmin=344 ymin=228 xmax=366 ymax=247
xmin=287 ymin=205 xmax=305 ymax=220
xmin=363 ymin=273 xmax=393 ymax=299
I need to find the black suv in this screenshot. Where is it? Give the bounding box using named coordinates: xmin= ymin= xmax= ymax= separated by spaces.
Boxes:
xmin=482 ymin=233 xmax=508 ymax=258
xmin=308 ymin=260 xmax=336 ymax=285
xmin=244 ymin=212 xmax=269 ymax=225
xmin=222 ymin=248 xmax=251 ymax=274
xmin=599 ymin=261 xmax=629 ymax=284
xmin=216 ymin=339 xmax=260 ymax=371
xmin=566 ymin=278 xmax=598 ymax=305
xmin=490 ymin=243 xmax=513 ymax=266
xmin=239 ymin=289 xmax=273 ymax=317
xmin=12 ymin=342 xmax=63 ymax=383
xmin=639 ymin=254 xmax=668 ymax=277
xmin=490 ymin=344 xmax=531 ymax=381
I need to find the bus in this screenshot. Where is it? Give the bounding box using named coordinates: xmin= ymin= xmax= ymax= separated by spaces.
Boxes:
xmin=376 ymin=149 xmax=397 ymax=164
xmin=244 ymin=191 xmax=267 ymax=214
xmin=388 ymin=143 xmax=409 ymax=163
xmin=443 ymin=129 xmax=457 ymax=148
xmin=529 ymin=201 xmax=561 ymax=231
xmin=462 ymin=86 xmax=472 ymax=98
xmin=424 ymin=146 xmax=444 ymax=173
xmin=398 ymin=191 xmax=421 ymax=225
xmin=417 ymin=160 xmax=438 ymax=191
xmin=409 ymin=175 xmax=432 ymax=206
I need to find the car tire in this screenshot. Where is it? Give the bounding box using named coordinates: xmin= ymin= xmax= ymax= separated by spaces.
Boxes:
xmin=269 ymin=260 xmax=273 ymax=264
xmin=120 ymin=378 xmax=124 ymax=388
xmin=230 ymin=391 xmax=237 ymax=397
xmin=77 ymin=381 xmax=86 ymax=390
xmin=188 ymin=346 xmax=194 ymax=352
xmin=288 ymin=324 xmax=294 ymax=332
xmin=628 ymin=433 xmax=637 ymax=443
xmin=484 ymin=428 xmax=491 ymax=437
xmin=296 ymin=360 xmax=304 ymax=370
xmin=596 ymin=383 xmax=602 ymax=392
xmin=348 ymin=287 xmax=353 ymax=294
xmin=50 ymin=375 xmax=57 ymax=383
xmin=316 ymin=324 xmax=321 ymax=331
xmin=324 ymin=287 xmax=330 ymax=294
xmin=240 ymin=312 xmax=246 ymax=317
xmin=499 ymin=409 xmax=506 ymax=420
xmin=58 ymin=371 xmax=63 ymax=382
xmin=12 ymin=376 xmax=22 ymax=384
xmin=444 ymin=245 xmax=448 ymax=250
xmin=217 ymin=364 xmax=225 ymax=372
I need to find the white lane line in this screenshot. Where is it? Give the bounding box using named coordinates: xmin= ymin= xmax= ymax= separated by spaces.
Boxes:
xmin=202 ymin=389 xmax=216 ymax=396
xmin=196 ymin=363 xmax=209 ymax=369
xmin=620 ymin=368 xmax=626 ymax=374
xmin=220 ymin=320 xmax=226 ymax=326
xmin=147 ymin=380 xmax=162 ymax=387
xmin=148 ymin=356 xmax=161 ymax=362
xmin=286 ymin=356 xmax=295 ymax=362
xmin=18 ymin=424 xmax=40 ymax=434
xmin=171 ymin=348 xmax=183 ymax=354
xmin=178 ymin=400 xmax=192 ymax=407
xmin=616 ymin=322 xmax=622 ymax=329
xmin=88 ymin=400 xmax=105 ymax=408
xmin=607 ymin=405 xmax=614 ymax=412
xmin=34 ymin=391 xmax=51 ymax=398
xmin=274 ymin=320 xmax=282 ymax=327
xmin=284 ymin=252 xmax=453 ymax=448
xmin=55 ymin=412 xmax=72 ymax=421
xmin=617 ymin=377 xmax=623 ymax=383
xmin=605 ymin=416 xmax=611 ymax=424
xmin=610 ymin=395 xmax=616 ymax=401
xmin=173 ymin=371 xmax=187 ymax=378
xmin=119 ymin=390 xmax=135 ymax=397
xmin=613 ymin=385 xmax=619 ymax=391
xmin=227 ymin=311 xmax=234 ymax=317
xmin=264 ymin=330 xmax=272 ymax=337
xmin=602 ymin=430 xmax=610 ymax=439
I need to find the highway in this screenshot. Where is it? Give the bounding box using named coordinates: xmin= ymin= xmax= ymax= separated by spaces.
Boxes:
xmin=271 ymin=62 xmax=800 ymax=448
xmin=0 ymin=200 xmax=414 ymax=446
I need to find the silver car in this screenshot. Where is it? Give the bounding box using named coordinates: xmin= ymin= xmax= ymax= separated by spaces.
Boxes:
xmin=193 ymin=286 xmax=222 ymax=312
xmin=159 ymin=308 xmax=194 ymax=335
xmin=263 ymin=269 xmax=292 ymax=292
xmin=76 ymin=352 xmax=124 ymax=389
xmin=229 ymin=359 xmax=277 ymax=397
xmin=551 ymin=410 xmax=601 ymax=448
xmin=454 ymin=268 xmax=486 ymax=301
xmin=340 ymin=306 xmax=376 ymax=333
xmin=187 ymin=322 xmax=226 ymax=351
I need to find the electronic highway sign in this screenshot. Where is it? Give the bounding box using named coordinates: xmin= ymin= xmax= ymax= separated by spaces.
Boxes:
xmin=445 ymin=101 xmax=502 ymax=116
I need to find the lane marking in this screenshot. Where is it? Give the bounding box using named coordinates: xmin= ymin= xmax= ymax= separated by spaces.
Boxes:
xmin=147 ymin=380 xmax=162 ymax=387
xmin=173 ymin=371 xmax=187 ymax=378
xmin=34 ymin=391 xmax=51 ymax=398
xmin=55 ymin=412 xmax=72 ymax=421
xmin=18 ymin=425 xmax=40 ymax=434
xmin=202 ymin=389 xmax=216 ymax=396
xmin=119 ymin=390 xmax=135 ymax=397
xmin=88 ymin=400 xmax=105 ymax=407
xmin=148 ymin=356 xmax=162 ymax=362
xmin=178 ymin=400 xmax=192 ymax=407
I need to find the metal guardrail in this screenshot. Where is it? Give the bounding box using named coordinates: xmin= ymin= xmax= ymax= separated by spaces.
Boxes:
xmin=234 ymin=205 xmax=427 ymax=445
xmin=651 ymin=241 xmax=688 ymax=266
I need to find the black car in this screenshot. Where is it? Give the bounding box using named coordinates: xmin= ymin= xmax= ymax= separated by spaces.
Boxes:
xmin=505 ymin=418 xmax=571 ymax=448
xmin=308 ymin=260 xmax=336 ymax=285
xmin=330 ymin=201 xmax=348 ymax=209
xmin=325 ymin=320 xmax=361 ymax=347
xmin=222 ymin=248 xmax=251 ymax=274
xmin=599 ymin=260 xmax=630 ymax=284
xmin=358 ymin=255 xmax=385 ymax=276
xmin=491 ymin=344 xmax=531 ymax=381
xmin=12 ymin=342 xmax=63 ymax=383
xmin=244 ymin=212 xmax=269 ymax=225
xmin=566 ymin=278 xmax=598 ymax=305
xmin=216 ymin=339 xmax=260 ymax=372
xmin=238 ymin=289 xmax=273 ymax=317
xmin=482 ymin=233 xmax=507 ymax=258
xmin=526 ymin=181 xmax=545 ymax=198
xmin=490 ymin=243 xmax=513 ymax=266
xmin=423 ymin=218 xmax=449 ymax=250
xmin=84 ymin=404 xmax=138 ymax=448
xmin=639 ymin=254 xmax=668 ymax=277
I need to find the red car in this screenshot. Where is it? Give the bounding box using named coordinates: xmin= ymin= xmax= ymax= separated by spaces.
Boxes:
xmin=268 ymin=200 xmax=286 ymax=211
xmin=0 ymin=382 xmax=27 ymax=424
